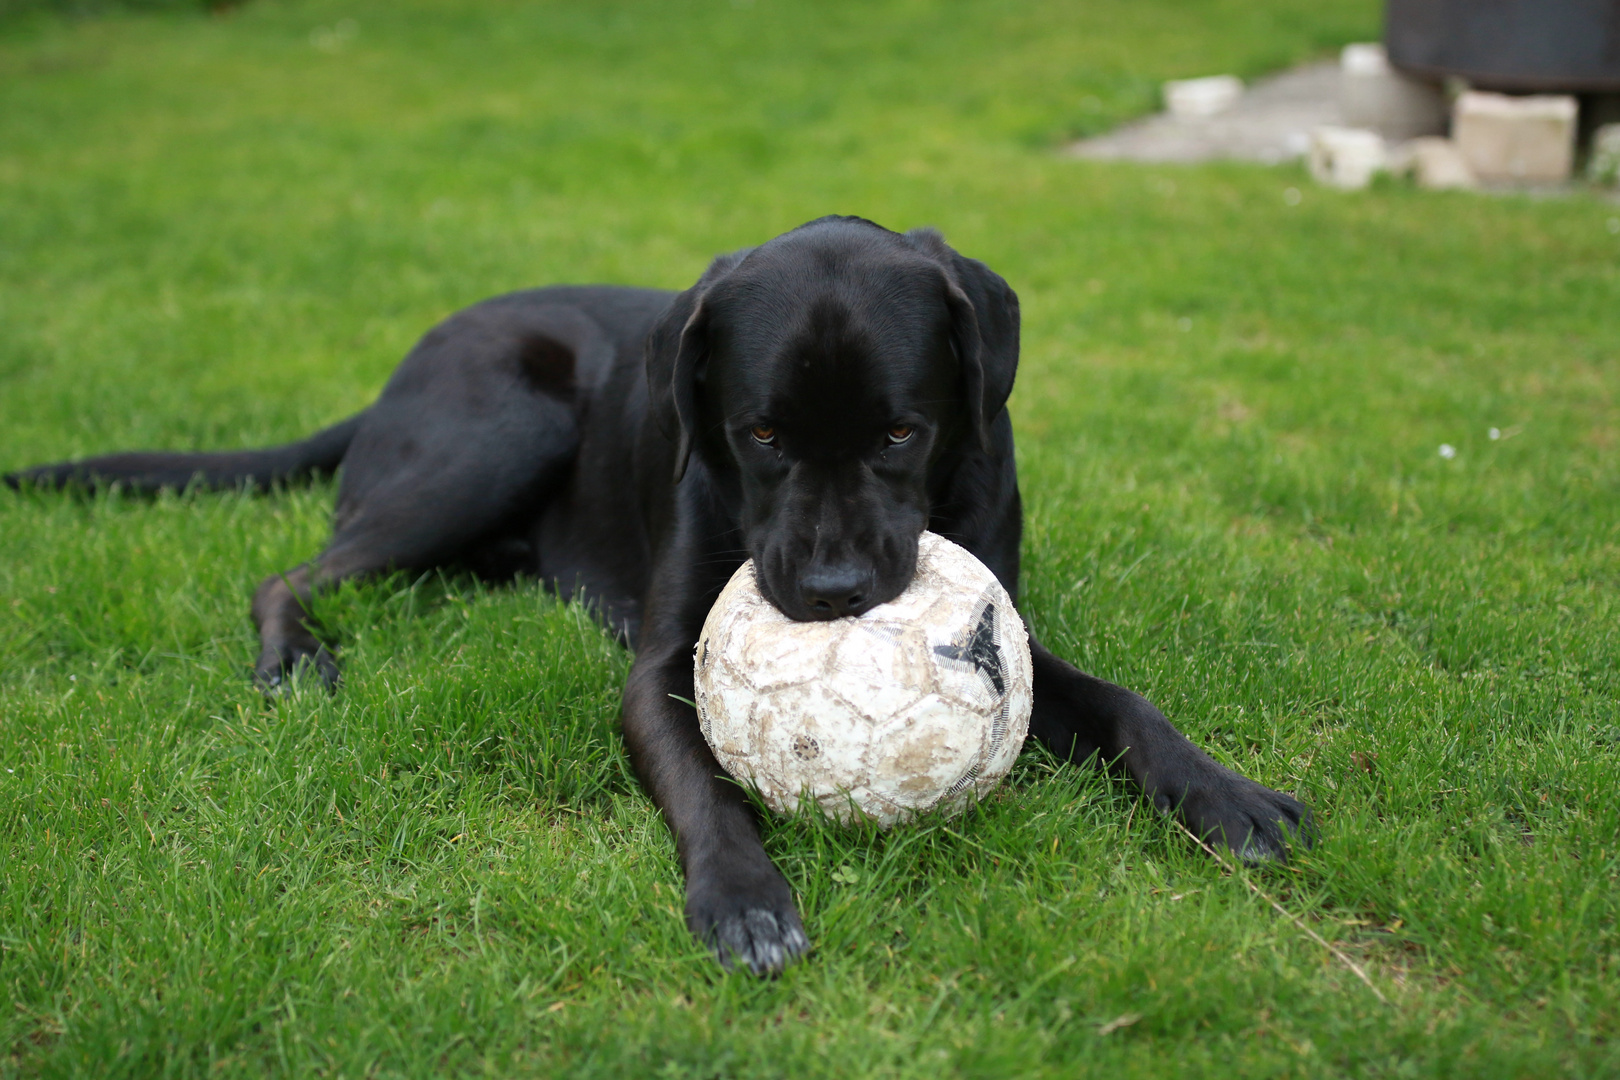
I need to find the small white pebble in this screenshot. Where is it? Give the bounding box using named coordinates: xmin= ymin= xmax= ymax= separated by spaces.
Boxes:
xmin=1284 ymin=187 xmax=1302 ymax=206
xmin=1488 ymin=427 xmax=1501 ymax=440
xmin=1439 ymin=444 xmax=1457 ymax=459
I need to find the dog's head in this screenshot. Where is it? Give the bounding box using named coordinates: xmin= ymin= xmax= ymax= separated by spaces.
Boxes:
xmin=647 ymin=217 xmax=1019 ymax=621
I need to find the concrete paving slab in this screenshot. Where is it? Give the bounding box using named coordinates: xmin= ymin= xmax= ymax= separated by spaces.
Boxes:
xmin=1067 ymin=62 xmax=1340 ymax=165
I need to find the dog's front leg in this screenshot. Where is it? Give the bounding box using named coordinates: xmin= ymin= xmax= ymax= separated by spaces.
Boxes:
xmin=621 ymin=642 xmax=810 ymax=975
xmin=1028 ymin=638 xmax=1314 ymax=862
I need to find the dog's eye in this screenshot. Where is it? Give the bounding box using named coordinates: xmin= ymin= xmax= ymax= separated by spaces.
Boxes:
xmin=750 ymin=425 xmax=777 ymax=446
xmin=886 ymin=425 xmax=915 ymax=445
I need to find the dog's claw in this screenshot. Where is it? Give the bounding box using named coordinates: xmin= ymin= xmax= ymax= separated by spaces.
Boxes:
xmin=687 ymin=868 xmax=812 ymax=977
xmin=707 ymin=907 xmax=811 ymax=977
xmin=255 ymin=644 xmax=341 ymax=696
xmin=1157 ymin=763 xmax=1314 ymax=865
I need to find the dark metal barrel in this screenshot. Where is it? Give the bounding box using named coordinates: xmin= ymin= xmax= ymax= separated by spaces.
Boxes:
xmin=1385 ymin=0 xmax=1620 ymax=92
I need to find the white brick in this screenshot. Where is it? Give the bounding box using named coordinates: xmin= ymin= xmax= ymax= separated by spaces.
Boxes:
xmin=1309 ymin=126 xmax=1387 ymax=189
xmin=1339 ymin=43 xmax=1446 ymax=141
xmin=1163 ymin=75 xmax=1243 ymax=119
xmin=1390 ymin=136 xmax=1477 ymax=190
xmin=1452 ymin=91 xmax=1577 ymax=184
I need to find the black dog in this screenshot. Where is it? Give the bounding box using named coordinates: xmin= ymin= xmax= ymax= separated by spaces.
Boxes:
xmin=6 ymin=216 xmax=1311 ymax=975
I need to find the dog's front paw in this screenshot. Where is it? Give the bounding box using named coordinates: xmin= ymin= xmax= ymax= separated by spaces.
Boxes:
xmin=1154 ymin=761 xmax=1315 ymax=864
xmin=686 ymin=864 xmax=810 ymax=976
xmin=255 ymin=639 xmax=341 ymax=695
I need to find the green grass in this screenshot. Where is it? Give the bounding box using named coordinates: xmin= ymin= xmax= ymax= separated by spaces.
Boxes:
xmin=3 ymin=0 xmax=1618 ymax=1075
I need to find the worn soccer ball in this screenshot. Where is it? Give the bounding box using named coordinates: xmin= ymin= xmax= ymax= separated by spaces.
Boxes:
xmin=693 ymin=531 xmax=1033 ymax=827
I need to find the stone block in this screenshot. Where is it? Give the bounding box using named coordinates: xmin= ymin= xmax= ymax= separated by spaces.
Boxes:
xmin=1339 ymin=43 xmax=1446 ymax=140
xmin=1163 ymin=75 xmax=1243 ymax=119
xmin=1309 ymin=126 xmax=1387 ymax=189
xmin=1389 ymin=136 xmax=1477 ymax=190
xmin=1452 ymin=91 xmax=1577 ymax=184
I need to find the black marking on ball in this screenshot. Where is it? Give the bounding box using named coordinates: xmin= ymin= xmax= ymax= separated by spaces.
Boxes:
xmin=791 ymin=734 xmax=820 ymax=760
xmin=934 ymin=601 xmax=1005 ymax=697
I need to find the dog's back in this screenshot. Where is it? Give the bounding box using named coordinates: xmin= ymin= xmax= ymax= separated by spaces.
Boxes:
xmin=2 ymin=284 xmax=675 ymax=498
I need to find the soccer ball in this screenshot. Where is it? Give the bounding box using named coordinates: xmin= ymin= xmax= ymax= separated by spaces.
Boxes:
xmin=693 ymin=532 xmax=1033 ymax=827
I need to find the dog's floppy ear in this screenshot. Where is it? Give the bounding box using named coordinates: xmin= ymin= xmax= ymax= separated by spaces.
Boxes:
xmin=646 ymin=249 xmax=750 ymax=482
xmin=905 ymin=228 xmax=1021 ymax=453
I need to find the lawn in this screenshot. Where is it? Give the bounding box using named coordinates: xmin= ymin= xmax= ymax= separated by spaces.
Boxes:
xmin=2 ymin=0 xmax=1618 ymax=1075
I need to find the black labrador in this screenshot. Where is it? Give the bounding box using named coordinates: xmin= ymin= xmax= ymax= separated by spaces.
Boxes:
xmin=6 ymin=216 xmax=1311 ymax=975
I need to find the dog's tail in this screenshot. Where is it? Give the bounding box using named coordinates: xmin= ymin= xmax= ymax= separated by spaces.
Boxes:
xmin=3 ymin=411 xmax=366 ymax=495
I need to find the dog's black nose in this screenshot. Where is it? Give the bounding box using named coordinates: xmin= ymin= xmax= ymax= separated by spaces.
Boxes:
xmin=799 ymin=568 xmax=871 ymax=618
